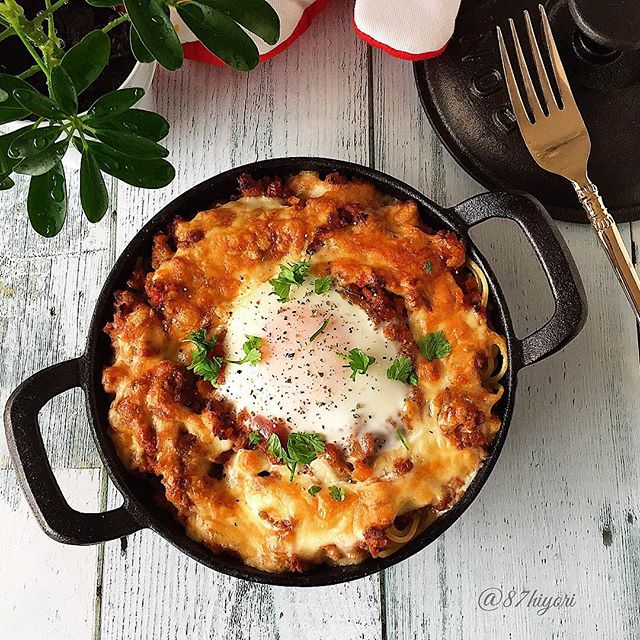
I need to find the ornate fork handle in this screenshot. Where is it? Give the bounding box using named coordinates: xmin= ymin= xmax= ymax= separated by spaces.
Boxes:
xmin=574 ymin=179 xmax=640 ymax=321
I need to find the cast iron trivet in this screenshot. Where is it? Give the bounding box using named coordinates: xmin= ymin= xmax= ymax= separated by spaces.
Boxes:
xmin=415 ymin=0 xmax=640 ymax=223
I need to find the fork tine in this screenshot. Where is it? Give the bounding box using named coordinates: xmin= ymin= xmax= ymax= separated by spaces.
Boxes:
xmin=539 ymin=3 xmax=573 ymax=108
xmin=508 ymin=18 xmax=544 ymax=122
xmin=524 ymin=9 xmax=559 ymax=111
xmin=497 ymin=26 xmax=533 ymax=126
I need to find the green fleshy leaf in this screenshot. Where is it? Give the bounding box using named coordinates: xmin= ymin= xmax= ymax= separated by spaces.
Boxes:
xmin=8 ymin=125 xmax=62 ymax=159
xmin=80 ymin=148 xmax=109 ymax=222
xmin=88 ymin=87 xmax=145 ymax=118
xmin=198 ymin=0 xmax=280 ymax=45
xmin=27 ymin=161 xmax=67 ymax=237
xmin=92 ymin=128 xmax=169 ymax=159
xmin=123 ymin=0 xmax=183 ymax=71
xmin=0 ymin=74 xmax=33 ymax=123
xmin=49 ymin=66 xmax=78 ymax=115
xmin=0 ymin=175 xmax=15 ymax=190
xmin=80 ymin=139 xmax=175 ymax=188
xmin=0 ymin=124 xmax=34 ymax=174
xmin=61 ymin=30 xmax=111 ymax=95
xmin=129 ymin=23 xmax=154 ymax=63
xmin=12 ymin=87 xmax=66 ymax=119
xmin=84 ymin=108 xmax=169 ymax=141
xmin=13 ymin=140 xmax=68 ymax=176
xmin=177 ymin=2 xmax=259 ymax=72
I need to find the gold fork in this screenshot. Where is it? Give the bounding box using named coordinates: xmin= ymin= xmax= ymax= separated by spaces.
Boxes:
xmin=497 ymin=4 xmax=640 ymax=322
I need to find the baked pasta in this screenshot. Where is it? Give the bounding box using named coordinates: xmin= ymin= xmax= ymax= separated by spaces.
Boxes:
xmin=103 ymin=171 xmax=507 ymax=572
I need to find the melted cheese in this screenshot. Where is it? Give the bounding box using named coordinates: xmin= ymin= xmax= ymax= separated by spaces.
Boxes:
xmin=103 ymin=171 xmax=507 ymax=573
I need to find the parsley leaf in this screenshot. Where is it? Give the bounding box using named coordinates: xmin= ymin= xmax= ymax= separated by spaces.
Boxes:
xmin=269 ymin=260 xmax=311 ymax=302
xmin=247 ymin=431 xmax=262 ymax=447
xmin=396 ymin=427 xmax=409 ymax=451
xmin=328 ymin=485 xmax=345 ymax=502
xmin=309 ymin=317 xmax=330 ymax=342
xmin=286 ymin=432 xmax=325 ymax=480
xmin=287 ymin=433 xmax=325 ymax=465
xmin=185 ymin=329 xmax=216 ymax=355
xmin=228 ymin=335 xmax=263 ymax=365
xmin=191 ymin=356 xmax=224 ymax=383
xmin=337 ymin=348 xmax=376 ymax=381
xmin=267 ymin=432 xmax=326 ymax=481
xmin=418 ymin=330 xmax=452 ymax=361
xmin=308 ymin=485 xmax=321 ymax=496
xmin=423 ymin=261 xmax=433 ymax=274
xmin=314 ymin=276 xmax=332 ymax=294
xmin=386 ymin=356 xmax=418 ymax=385
xmin=185 ymin=331 xmax=264 ymax=384
xmin=184 ymin=330 xmax=223 ymax=384
xmin=267 ymin=433 xmax=288 ymax=463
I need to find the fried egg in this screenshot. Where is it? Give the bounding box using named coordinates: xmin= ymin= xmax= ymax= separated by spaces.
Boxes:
xmin=220 ymin=277 xmax=411 ymax=447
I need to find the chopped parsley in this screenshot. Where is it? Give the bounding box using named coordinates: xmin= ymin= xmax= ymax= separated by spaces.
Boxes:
xmin=184 ymin=330 xmax=224 ymax=384
xmin=314 ymin=276 xmax=332 ymax=294
xmin=328 ymin=485 xmax=345 ymax=502
xmin=396 ymin=427 xmax=409 ymax=451
xmin=228 ymin=335 xmax=262 ymax=366
xmin=386 ymin=356 xmax=418 ymax=385
xmin=418 ymin=330 xmax=452 ymax=361
xmin=308 ymin=485 xmax=322 ymax=496
xmin=309 ymin=317 xmax=330 ymax=342
xmin=423 ymin=261 xmax=433 ymax=274
xmin=247 ymin=431 xmax=262 ymax=447
xmin=267 ymin=432 xmax=326 ymax=481
xmin=185 ymin=331 xmax=264 ymax=384
xmin=267 ymin=433 xmax=288 ymax=462
xmin=269 ymin=260 xmax=311 ymax=301
xmin=337 ymin=348 xmax=376 ymax=381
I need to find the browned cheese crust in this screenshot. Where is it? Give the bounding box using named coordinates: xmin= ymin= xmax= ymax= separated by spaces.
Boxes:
xmin=103 ymin=171 xmax=506 ymax=572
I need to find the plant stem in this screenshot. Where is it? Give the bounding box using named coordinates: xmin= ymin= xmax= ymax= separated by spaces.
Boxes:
xmin=33 ymin=0 xmax=67 ymax=26
xmin=0 ymin=0 xmax=67 ymax=44
xmin=13 ymin=26 xmax=49 ymax=79
xmin=17 ymin=64 xmax=42 ymax=80
xmin=102 ymin=13 xmax=128 ymax=34
xmin=44 ymin=0 xmax=57 ymax=46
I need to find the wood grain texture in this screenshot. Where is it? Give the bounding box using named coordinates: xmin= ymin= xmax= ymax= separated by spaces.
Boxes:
xmin=0 ymin=169 xmax=117 ymax=469
xmin=99 ymin=3 xmax=383 ymax=639
xmin=0 ymin=468 xmax=101 ymax=640
xmin=2 ymin=1 xmax=639 ymax=636
xmin=373 ymin=51 xmax=640 ymax=640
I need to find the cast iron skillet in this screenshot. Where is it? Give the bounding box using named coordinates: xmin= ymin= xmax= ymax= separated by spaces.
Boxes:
xmin=4 ymin=158 xmax=587 ymax=587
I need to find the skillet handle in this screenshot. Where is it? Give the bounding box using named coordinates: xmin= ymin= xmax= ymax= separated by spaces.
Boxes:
xmin=452 ymin=192 xmax=587 ymax=368
xmin=3 ymin=357 xmax=142 ymax=545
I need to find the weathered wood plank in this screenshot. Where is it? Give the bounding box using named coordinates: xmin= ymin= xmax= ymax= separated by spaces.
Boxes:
xmin=99 ymin=3 xmax=383 ymax=639
xmin=0 ymin=468 xmax=101 ymax=639
xmin=373 ymin=52 xmax=640 ymax=639
xmin=0 ymin=168 xmax=116 ymax=469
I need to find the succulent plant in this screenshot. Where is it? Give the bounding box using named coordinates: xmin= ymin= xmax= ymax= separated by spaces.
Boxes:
xmin=0 ymin=0 xmax=279 ymax=236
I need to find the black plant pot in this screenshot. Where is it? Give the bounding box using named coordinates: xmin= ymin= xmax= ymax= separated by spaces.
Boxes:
xmin=0 ymin=0 xmax=136 ymax=113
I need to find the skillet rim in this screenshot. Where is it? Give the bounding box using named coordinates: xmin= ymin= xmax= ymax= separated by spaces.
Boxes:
xmin=83 ymin=157 xmax=518 ymax=587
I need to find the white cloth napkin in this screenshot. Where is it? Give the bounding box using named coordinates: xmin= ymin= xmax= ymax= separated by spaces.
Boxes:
xmin=177 ymin=0 xmax=460 ymax=64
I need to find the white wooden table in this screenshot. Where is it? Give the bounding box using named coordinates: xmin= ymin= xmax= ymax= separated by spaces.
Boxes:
xmin=2 ymin=2 xmax=639 ymax=638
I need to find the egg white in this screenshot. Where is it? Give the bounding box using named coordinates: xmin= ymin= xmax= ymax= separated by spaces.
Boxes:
xmin=219 ymin=278 xmax=411 ymax=448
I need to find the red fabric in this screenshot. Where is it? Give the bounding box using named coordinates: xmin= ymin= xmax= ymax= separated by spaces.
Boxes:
xmin=183 ymin=0 xmax=330 ymax=66
xmin=353 ymin=20 xmax=448 ymax=61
